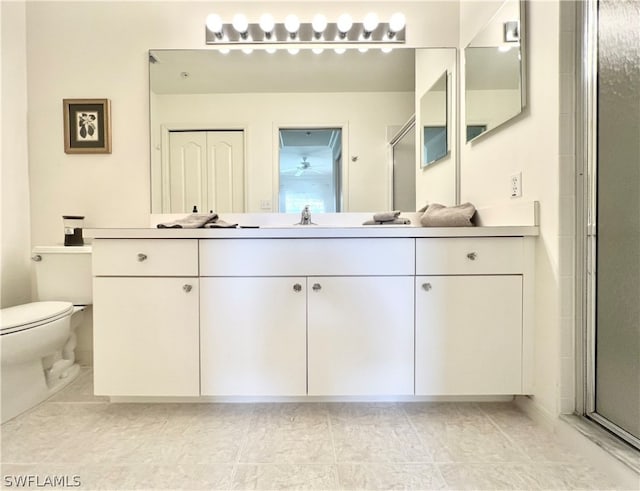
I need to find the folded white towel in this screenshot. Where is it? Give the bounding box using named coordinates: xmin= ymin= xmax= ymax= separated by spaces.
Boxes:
xmin=157 ymin=213 xmax=219 ymax=229
xmin=203 ymin=219 xmax=238 ymax=228
xmin=420 ymin=203 xmax=476 ymax=227
xmin=373 ymin=210 xmax=401 ymax=222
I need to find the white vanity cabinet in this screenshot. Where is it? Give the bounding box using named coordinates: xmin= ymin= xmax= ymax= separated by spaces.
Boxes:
xmin=307 ymin=276 xmax=414 ymax=396
xmin=88 ymin=224 xmax=536 ymax=400
xmin=200 ymin=276 xmax=307 ymax=396
xmin=414 ymin=238 xmax=526 ymax=395
xmin=199 ymin=238 xmax=415 ymax=396
xmin=92 ymin=239 xmax=200 ymax=396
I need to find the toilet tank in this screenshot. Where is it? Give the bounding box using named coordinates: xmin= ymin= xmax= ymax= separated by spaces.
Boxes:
xmin=32 ymin=245 xmax=92 ymax=305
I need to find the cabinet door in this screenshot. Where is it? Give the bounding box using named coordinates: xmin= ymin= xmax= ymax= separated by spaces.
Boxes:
xmin=415 ymin=275 xmax=523 ymax=395
xmin=200 ymin=277 xmax=307 ymax=396
xmin=307 ymin=276 xmax=414 ymax=396
xmin=93 ymin=277 xmax=199 ymax=396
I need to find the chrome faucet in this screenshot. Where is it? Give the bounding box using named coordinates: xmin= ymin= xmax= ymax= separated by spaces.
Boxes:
xmin=296 ymin=205 xmax=316 ymax=225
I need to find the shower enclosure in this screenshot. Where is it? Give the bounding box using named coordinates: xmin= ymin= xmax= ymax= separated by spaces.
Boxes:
xmin=581 ymin=0 xmax=640 ymax=449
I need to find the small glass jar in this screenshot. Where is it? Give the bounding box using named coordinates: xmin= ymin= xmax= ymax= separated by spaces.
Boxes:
xmin=63 ymin=215 xmax=85 ymax=246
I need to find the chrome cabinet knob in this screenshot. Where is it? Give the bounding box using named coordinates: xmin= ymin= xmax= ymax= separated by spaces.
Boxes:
xmin=312 ymin=283 xmax=322 ymax=292
xmin=466 ymin=252 xmax=477 ymax=261
xmin=293 ymin=283 xmax=302 ymax=292
xmin=422 ymin=282 xmax=432 ymax=291
xmin=183 ymin=284 xmax=193 ymax=293
xmin=137 ymin=253 xmax=148 ymax=262
xmin=31 ymin=254 xmax=42 ymax=262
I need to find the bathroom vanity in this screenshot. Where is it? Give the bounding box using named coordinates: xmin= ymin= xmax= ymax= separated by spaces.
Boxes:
xmin=88 ymin=217 xmax=537 ymax=401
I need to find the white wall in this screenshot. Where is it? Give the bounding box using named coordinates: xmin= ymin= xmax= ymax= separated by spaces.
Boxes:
xmin=151 ymin=91 xmax=413 ymax=213
xmin=1 ymin=0 xmax=32 ymax=308
xmin=460 ymin=0 xmax=562 ymax=418
xmin=25 ymin=1 xmax=459 ymax=247
xmin=415 ymin=48 xmax=457 ymax=206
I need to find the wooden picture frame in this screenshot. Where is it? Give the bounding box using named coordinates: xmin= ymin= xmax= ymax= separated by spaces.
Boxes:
xmin=63 ymin=98 xmax=111 ymax=154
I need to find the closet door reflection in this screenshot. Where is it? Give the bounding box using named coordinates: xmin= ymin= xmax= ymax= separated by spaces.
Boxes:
xmin=594 ymin=0 xmax=640 ymax=447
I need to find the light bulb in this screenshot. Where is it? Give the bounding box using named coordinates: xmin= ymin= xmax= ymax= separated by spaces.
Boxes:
xmin=288 ymin=48 xmax=300 ymax=55
xmin=206 ymin=13 xmax=223 ymax=34
xmin=358 ymin=47 xmax=369 ymax=53
xmin=232 ymin=13 xmax=249 ymax=34
xmin=312 ymin=14 xmax=328 ymax=33
xmin=334 ymin=47 xmax=346 ymax=54
xmin=363 ymin=13 xmax=379 ymax=33
xmin=337 ymin=13 xmax=353 ymax=34
xmin=242 ymin=47 xmax=253 ymax=55
xmin=219 ymin=48 xmax=230 ymax=55
xmin=381 ymin=47 xmax=393 ymax=54
xmin=284 ymin=14 xmax=300 ymax=34
xmin=498 ymin=45 xmax=512 ymax=53
xmin=312 ymin=47 xmax=324 ymax=54
xmin=266 ymin=47 xmax=277 ymax=54
xmin=389 ymin=12 xmax=406 ymax=33
xmin=259 ymin=13 xmax=275 ymax=34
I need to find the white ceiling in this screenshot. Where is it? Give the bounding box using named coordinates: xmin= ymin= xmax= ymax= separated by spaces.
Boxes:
xmin=150 ymin=48 xmax=416 ymax=94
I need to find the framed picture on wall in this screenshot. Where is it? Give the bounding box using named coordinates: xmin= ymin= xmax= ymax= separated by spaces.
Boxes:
xmin=63 ymin=98 xmax=111 ymax=154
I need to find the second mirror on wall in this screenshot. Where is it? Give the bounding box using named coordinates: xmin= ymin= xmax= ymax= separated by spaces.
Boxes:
xmin=420 ymin=71 xmax=448 ymax=168
xmin=464 ymin=0 xmax=526 ymax=143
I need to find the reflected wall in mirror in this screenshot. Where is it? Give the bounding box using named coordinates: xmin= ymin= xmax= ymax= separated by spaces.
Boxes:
xmin=420 ymin=71 xmax=448 ymax=168
xmin=464 ymin=0 xmax=525 ymax=143
xmin=149 ymin=49 xmax=417 ymax=213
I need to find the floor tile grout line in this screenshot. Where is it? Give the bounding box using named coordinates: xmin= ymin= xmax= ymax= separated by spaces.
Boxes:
xmin=401 ymin=403 xmax=449 ymax=489
xmin=326 ymin=407 xmax=343 ymax=489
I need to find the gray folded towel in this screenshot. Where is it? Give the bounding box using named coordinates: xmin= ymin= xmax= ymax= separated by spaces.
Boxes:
xmin=362 ymin=218 xmax=411 ymax=225
xmin=203 ymin=219 xmax=238 ymax=228
xmin=420 ymin=203 xmax=476 ymax=227
xmin=373 ymin=210 xmax=401 ymax=222
xmin=157 ymin=213 xmax=219 ymax=228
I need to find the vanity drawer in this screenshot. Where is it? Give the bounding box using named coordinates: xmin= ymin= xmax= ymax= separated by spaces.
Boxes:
xmin=200 ymin=238 xmax=414 ymax=276
xmin=93 ymin=239 xmax=198 ymax=277
xmin=416 ymin=237 xmax=523 ymax=275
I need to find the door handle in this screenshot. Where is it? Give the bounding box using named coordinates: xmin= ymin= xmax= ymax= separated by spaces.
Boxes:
xmin=312 ymin=283 xmax=322 ymax=292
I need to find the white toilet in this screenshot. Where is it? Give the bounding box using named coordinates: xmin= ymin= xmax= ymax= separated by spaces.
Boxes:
xmin=1 ymin=245 xmax=92 ymax=423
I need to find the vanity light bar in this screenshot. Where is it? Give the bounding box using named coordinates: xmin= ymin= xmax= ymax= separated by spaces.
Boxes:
xmin=205 ymin=16 xmax=406 ymax=45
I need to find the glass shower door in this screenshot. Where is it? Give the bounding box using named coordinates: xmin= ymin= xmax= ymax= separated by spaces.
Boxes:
xmin=592 ymin=0 xmax=640 ymax=448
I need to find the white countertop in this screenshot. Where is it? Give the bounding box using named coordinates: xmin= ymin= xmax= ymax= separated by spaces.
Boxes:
xmin=85 ymin=225 xmax=538 ymax=239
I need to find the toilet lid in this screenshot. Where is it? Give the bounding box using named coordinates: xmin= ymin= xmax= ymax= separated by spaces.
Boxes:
xmin=1 ymin=301 xmax=74 ymax=333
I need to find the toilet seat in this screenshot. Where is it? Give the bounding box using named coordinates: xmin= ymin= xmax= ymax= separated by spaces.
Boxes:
xmin=1 ymin=301 xmax=74 ymax=335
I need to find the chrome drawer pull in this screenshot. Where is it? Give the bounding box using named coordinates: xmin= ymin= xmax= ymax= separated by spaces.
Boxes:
xmin=312 ymin=283 xmax=322 ymax=292
xmin=422 ymin=282 xmax=432 ymax=291
xmin=466 ymin=252 xmax=477 ymax=261
xmin=293 ymin=283 xmax=302 ymax=292
xmin=31 ymin=254 xmax=42 ymax=262
xmin=137 ymin=253 xmax=148 ymax=262
xmin=183 ymin=284 xmax=193 ymax=293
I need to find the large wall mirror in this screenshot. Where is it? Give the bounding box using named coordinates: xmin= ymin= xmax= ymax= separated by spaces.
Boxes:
xmin=149 ymin=48 xmax=457 ymax=214
xmin=149 ymin=49 xmax=415 ymax=214
xmin=464 ymin=0 xmax=526 ymax=143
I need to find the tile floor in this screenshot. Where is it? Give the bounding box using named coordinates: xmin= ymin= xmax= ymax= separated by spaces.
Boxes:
xmin=0 ymin=369 xmax=625 ymax=490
